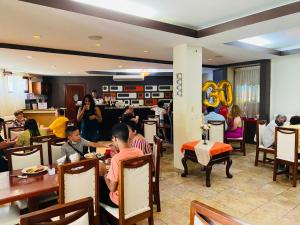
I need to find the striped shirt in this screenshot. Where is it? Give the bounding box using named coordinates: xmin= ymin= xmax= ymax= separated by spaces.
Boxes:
xmin=131 ymin=134 xmax=152 ymax=155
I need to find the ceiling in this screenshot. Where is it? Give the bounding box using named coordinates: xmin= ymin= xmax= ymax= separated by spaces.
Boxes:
xmin=1 ymin=0 xmax=300 ymax=76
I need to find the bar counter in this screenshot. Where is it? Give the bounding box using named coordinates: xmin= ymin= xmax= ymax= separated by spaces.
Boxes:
xmin=23 ymin=109 xmax=56 ymax=126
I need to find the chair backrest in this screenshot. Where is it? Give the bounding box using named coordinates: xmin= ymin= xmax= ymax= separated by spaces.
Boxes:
xmin=59 ymin=159 xmax=99 ymax=224
xmin=256 ymin=120 xmax=267 ymax=147
xmin=143 ymin=120 xmax=157 ymax=144
xmin=4 ymin=144 xmax=43 ymax=171
xmin=190 ymin=200 xmax=248 ymax=225
xmin=275 ymin=127 xmax=298 ymax=163
xmin=48 ymin=137 xmax=67 ymax=165
xmin=20 ymin=197 xmax=94 ymax=225
xmin=8 ymin=126 xmax=24 ymax=140
xmin=119 ymin=155 xmax=152 ymax=222
xmin=153 ymin=135 xmax=162 ymax=180
xmin=30 ymin=135 xmax=56 ymax=165
xmin=207 ymin=120 xmax=225 ymax=143
xmin=3 ymin=120 xmax=14 ymax=139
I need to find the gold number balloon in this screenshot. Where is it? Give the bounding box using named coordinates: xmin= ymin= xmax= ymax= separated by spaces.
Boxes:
xmin=202 ymin=81 xmax=220 ymax=108
xmin=202 ymin=80 xmax=233 ymax=107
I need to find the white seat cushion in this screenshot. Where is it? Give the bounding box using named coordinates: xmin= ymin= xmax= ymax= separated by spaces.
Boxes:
xmin=258 ymin=145 xmax=275 ymax=151
xmin=99 ymin=203 xmax=150 ymax=220
xmin=227 ymin=137 xmax=243 ymax=140
xmin=0 ymin=204 xmax=20 ymax=225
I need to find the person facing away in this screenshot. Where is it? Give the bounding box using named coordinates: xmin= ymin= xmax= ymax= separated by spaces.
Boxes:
xmin=0 ymin=118 xmax=16 ymax=172
xmin=225 ymin=105 xmax=243 ymax=139
xmin=13 ymin=110 xmax=26 ymax=127
xmin=262 ymin=114 xmax=287 ymax=148
xmin=77 ymin=94 xmax=102 ymax=143
xmin=151 ymin=101 xmax=167 ymax=126
xmin=61 ymin=126 xmax=102 ymax=159
xmin=16 ymin=119 xmax=41 ymax=146
xmin=204 ymin=106 xmax=228 ymax=130
xmin=121 ymin=105 xmax=139 ymax=124
xmin=98 ymin=123 xmax=143 ymax=208
xmin=48 ymin=108 xmax=69 ymax=138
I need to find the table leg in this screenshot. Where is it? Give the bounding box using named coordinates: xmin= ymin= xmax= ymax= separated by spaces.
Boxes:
xmin=181 ymin=156 xmax=188 ymax=177
xmin=205 ymin=164 xmax=213 ymax=187
xmin=226 ymin=157 xmax=233 ymax=179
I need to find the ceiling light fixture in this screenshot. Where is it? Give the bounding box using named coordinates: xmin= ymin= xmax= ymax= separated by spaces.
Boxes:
xmin=143 ymin=50 xmax=149 ymax=53
xmin=118 ymin=65 xmax=123 ymax=68
xmin=95 ymin=43 xmax=101 ymax=47
xmin=207 ymin=58 xmax=213 ymax=61
xmin=72 ymin=0 xmax=156 ymax=19
xmin=26 ymin=56 xmax=32 ymax=59
xmin=33 ymin=35 xmax=41 ymax=39
xmin=238 ymin=36 xmax=271 ymax=47
xmin=67 ymin=72 xmax=72 ymax=74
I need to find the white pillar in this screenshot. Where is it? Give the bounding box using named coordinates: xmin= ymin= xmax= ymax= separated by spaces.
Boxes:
xmin=173 ymin=44 xmax=202 ymax=169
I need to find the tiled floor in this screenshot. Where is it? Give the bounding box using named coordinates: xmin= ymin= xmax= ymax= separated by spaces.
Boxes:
xmin=139 ymin=144 xmax=300 ymax=225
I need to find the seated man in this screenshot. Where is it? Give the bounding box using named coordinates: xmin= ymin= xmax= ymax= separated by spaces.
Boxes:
xmin=121 ymin=105 xmax=139 ymax=124
xmin=61 ymin=126 xmax=102 ymax=159
xmin=98 ymin=123 xmax=143 ymax=207
xmin=0 ymin=118 xmax=16 ymax=172
xmin=262 ymin=114 xmax=287 ymax=148
xmin=204 ymin=106 xmax=228 ymax=130
xmin=48 ymin=108 xmax=69 ymax=138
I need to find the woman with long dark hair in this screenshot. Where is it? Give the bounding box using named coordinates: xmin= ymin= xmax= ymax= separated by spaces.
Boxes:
xmin=77 ymin=94 xmax=102 ymax=145
xmin=16 ymin=119 xmax=41 ymax=146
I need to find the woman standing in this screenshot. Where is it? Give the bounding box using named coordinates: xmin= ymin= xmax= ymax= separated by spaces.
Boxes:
xmin=77 ymin=94 xmax=102 ymax=145
xmin=225 ymin=105 xmax=243 ymax=139
xmin=16 ymin=119 xmax=41 ymax=146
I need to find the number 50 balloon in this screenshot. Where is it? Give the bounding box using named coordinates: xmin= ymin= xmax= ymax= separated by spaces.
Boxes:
xmin=202 ymin=80 xmax=233 ymax=107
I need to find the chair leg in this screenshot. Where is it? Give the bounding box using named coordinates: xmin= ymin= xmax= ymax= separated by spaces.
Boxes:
xmin=148 ymin=214 xmax=154 ymax=225
xmin=255 ymin=149 xmax=259 ymax=166
xmin=242 ymin=141 xmax=246 ymax=156
xmin=273 ymin=160 xmax=278 ymax=181
xmin=156 ymin=186 xmax=161 ymax=212
xmin=263 ymin=152 xmax=267 ymax=164
xmin=292 ymin=165 xmax=297 ymax=187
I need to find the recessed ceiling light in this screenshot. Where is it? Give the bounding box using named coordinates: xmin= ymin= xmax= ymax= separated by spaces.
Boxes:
xmin=67 ymin=72 xmax=72 ymax=74
xmin=239 ymin=37 xmax=271 ymax=47
xmin=33 ymin=35 xmax=41 ymax=39
xmin=143 ymin=50 xmax=149 ymax=53
xmin=118 ymin=65 xmax=123 ymax=68
xmin=88 ymin=35 xmax=102 ymax=40
xmin=52 ymin=65 xmax=57 ymax=69
xmin=207 ymin=58 xmax=213 ymax=61
xmin=95 ymin=43 xmax=101 ymax=47
xmin=26 ymin=55 xmax=32 ymax=59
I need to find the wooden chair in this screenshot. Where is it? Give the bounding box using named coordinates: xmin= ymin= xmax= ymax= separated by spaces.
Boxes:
xmin=208 ymin=120 xmax=225 ymax=143
xmin=153 ymin=135 xmax=162 ymax=212
xmin=30 ymin=135 xmax=56 ymax=165
xmin=19 ymin=197 xmax=94 ymax=225
xmin=254 ymin=120 xmax=275 ymax=166
xmin=4 ymin=144 xmax=43 ymax=171
xmin=8 ymin=126 xmax=24 ymax=140
xmin=190 ymin=200 xmax=248 ymax=225
xmin=226 ymin=121 xmax=246 ymax=156
xmin=273 ymin=127 xmax=300 ymax=187
xmin=3 ymin=119 xmax=14 ymax=139
xmin=59 ymin=159 xmax=99 ymax=224
xmin=143 ymin=120 xmax=157 ymax=145
xmin=100 ymin=155 xmax=154 ymax=225
xmin=48 ymin=137 xmax=67 ymax=164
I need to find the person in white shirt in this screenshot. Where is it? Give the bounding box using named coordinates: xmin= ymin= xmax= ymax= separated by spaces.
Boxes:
xmin=262 ymin=114 xmax=287 ymax=148
xmin=204 ymin=106 xmax=228 ymax=130
xmin=151 ymin=101 xmax=167 ymax=141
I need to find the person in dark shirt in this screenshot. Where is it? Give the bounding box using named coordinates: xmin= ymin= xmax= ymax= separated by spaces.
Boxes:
xmin=121 ymin=106 xmax=139 ymax=123
xmin=0 ymin=118 xmax=16 ymax=172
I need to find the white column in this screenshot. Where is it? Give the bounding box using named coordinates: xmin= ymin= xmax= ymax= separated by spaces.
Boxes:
xmin=173 ymin=44 xmax=202 ymax=169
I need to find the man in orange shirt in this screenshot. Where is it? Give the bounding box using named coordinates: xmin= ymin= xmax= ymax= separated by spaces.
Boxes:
xmin=99 ymin=123 xmax=142 ymax=207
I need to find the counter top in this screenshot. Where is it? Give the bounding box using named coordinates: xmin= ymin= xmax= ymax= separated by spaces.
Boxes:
xmin=23 ymin=109 xmax=56 ymax=114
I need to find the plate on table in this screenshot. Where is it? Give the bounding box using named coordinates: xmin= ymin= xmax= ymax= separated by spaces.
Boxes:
xmin=21 ymin=165 xmax=48 ymax=175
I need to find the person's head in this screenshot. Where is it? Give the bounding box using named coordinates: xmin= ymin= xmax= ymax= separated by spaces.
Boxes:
xmin=82 ymin=94 xmax=95 ymax=110
xmin=157 ymin=101 xmax=164 ymax=108
xmin=91 ymin=90 xmax=97 ymax=98
xmin=111 ymin=123 xmax=129 ymax=148
xmin=56 ymin=108 xmax=65 ymax=117
xmin=124 ymin=120 xmax=138 ymax=140
xmin=24 ymin=119 xmax=40 ymax=137
xmin=124 ymin=105 xmax=134 ymax=114
xmin=230 ymin=105 xmax=241 ymax=118
xmin=207 ymin=106 xmax=215 ymax=114
xmin=0 ymin=118 xmax=4 ymax=132
xmin=14 ymin=110 xmax=24 ymax=121
xmin=65 ymin=126 xmax=81 ymax=142
xmin=290 ymin=116 xmax=300 ymax=125
xmin=275 ymin=114 xmax=287 ymax=126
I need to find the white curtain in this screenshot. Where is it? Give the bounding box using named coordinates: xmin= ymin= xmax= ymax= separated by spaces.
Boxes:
xmin=234 ymin=66 xmax=260 ymax=118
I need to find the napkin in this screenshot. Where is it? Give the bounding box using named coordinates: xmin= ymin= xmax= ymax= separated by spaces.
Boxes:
xmin=57 ymin=155 xmax=66 ymax=165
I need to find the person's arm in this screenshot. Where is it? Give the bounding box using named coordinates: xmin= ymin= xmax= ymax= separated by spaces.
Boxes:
xmin=88 ymin=107 xmax=102 ymax=123
xmin=77 ymin=106 xmax=86 ymax=121
xmin=88 ymin=141 xmax=102 ymax=148
xmin=104 ymin=174 xmax=118 ymax=192
xmin=0 ymin=140 xmax=15 ymax=149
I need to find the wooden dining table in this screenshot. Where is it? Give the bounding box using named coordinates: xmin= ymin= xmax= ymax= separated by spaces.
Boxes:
xmin=0 ymin=165 xmax=58 ymax=211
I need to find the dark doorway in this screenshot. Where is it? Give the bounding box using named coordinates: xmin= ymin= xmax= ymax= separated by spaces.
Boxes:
xmin=65 ymin=84 xmax=85 ymax=120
